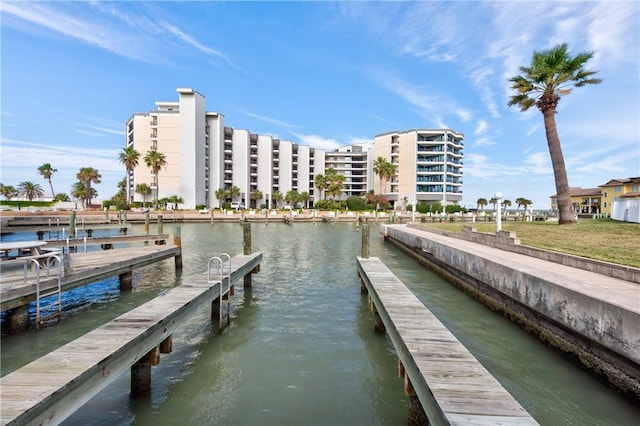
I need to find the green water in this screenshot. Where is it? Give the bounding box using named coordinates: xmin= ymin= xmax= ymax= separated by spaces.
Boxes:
xmin=1 ymin=223 xmax=638 ymax=425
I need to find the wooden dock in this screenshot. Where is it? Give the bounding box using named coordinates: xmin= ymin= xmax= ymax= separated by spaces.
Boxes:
xmin=0 ymin=252 xmax=262 ymax=426
xmin=356 ymin=256 xmax=538 ymax=425
xmin=1 ymin=238 xmax=179 ymax=313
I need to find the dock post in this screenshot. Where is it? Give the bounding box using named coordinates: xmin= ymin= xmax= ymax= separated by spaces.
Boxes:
xmin=243 ymin=220 xmax=252 ymax=289
xmin=119 ymin=268 xmax=133 ymax=291
xmin=212 ymin=298 xmax=221 ymax=325
xmin=104 ymin=206 xmax=109 ymax=222
xmin=69 ymin=211 xmax=76 ymax=239
xmin=210 ymin=208 xmax=214 ymax=225
xmin=7 ymin=306 xmax=29 ymax=334
xmin=156 ymin=215 xmax=165 ymax=245
xmin=144 ymin=212 xmax=150 ymax=235
xmin=362 ymin=221 xmax=370 ymax=258
xmin=131 ymin=346 xmax=160 ymax=399
xmin=173 ymin=226 xmax=183 ymax=270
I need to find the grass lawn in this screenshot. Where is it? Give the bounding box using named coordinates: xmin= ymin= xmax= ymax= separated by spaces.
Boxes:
xmin=413 ymin=218 xmax=640 ymax=269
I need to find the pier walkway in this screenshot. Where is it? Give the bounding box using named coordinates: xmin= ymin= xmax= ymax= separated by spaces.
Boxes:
xmin=357 ymin=256 xmax=538 ymax=425
xmin=0 ymin=252 xmax=262 ymax=426
xmin=0 ymin=236 xmax=179 ymax=313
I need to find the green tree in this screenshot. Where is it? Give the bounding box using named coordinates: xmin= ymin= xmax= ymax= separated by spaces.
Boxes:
xmin=55 ymin=193 xmax=71 ymax=202
xmin=1 ymin=185 xmax=18 ymax=200
xmin=37 ymin=163 xmax=57 ymax=198
xmin=508 ymin=43 xmax=601 ymax=225
xmin=119 ymin=146 xmax=140 ymax=204
xmin=250 ymin=189 xmax=263 ymax=208
xmin=272 ymin=190 xmax=283 ymax=208
xmin=143 ymin=150 xmax=167 ymax=209
xmin=135 ymin=183 xmax=152 ymax=207
xmin=373 ymin=157 xmax=396 ymax=194
xmin=228 ymin=185 xmax=241 ymax=202
xmin=489 ymin=197 xmax=498 ymax=211
xmin=299 ymin=191 xmax=312 ymax=208
xmin=476 ymin=198 xmax=488 ymax=211
xmin=17 ymin=181 xmax=45 ymax=201
xmin=76 ymin=167 xmax=101 ymax=207
xmin=373 ymin=156 xmax=387 ymax=194
xmin=71 ymin=181 xmax=96 ymax=207
xmin=215 ymin=187 xmax=228 ymax=208
xmin=325 ymin=168 xmax=345 ymax=200
xmin=314 ymin=173 xmax=327 ymax=200
xmin=285 ymin=190 xmax=300 ymax=206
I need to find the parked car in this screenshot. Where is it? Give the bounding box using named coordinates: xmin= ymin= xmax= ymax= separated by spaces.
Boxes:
xmin=230 ymin=202 xmax=245 ymax=210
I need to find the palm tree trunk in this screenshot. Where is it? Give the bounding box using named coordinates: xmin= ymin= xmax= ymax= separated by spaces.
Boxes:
xmin=48 ymin=179 xmax=55 ymax=199
xmin=543 ymin=110 xmax=575 ymax=225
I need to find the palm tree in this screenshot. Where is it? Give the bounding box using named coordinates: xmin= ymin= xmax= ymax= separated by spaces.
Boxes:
xmin=55 ymin=193 xmax=71 ymax=202
xmin=71 ymin=182 xmax=88 ymax=206
xmin=76 ymin=167 xmax=101 ymax=207
xmin=215 ymin=187 xmax=228 ymax=208
xmin=228 ymin=185 xmax=241 ymax=202
xmin=1 ymin=185 xmax=18 ymax=200
xmin=135 ymin=183 xmax=152 ymax=207
xmin=299 ymin=191 xmax=312 ymax=208
xmin=272 ymin=190 xmax=283 ymax=208
xmin=314 ymin=173 xmax=327 ymax=200
xmin=250 ymin=189 xmax=263 ymax=208
xmin=381 ymin=160 xmax=397 ymax=194
xmin=37 ymin=163 xmax=57 ymax=198
xmin=373 ymin=156 xmax=387 ymax=194
xmin=285 ymin=190 xmax=300 ymax=207
xmin=17 ymin=181 xmax=44 ymax=201
xmin=508 ymin=43 xmax=601 ymax=224
xmin=119 ymin=146 xmax=140 ymax=204
xmin=143 ymin=150 xmax=167 ymax=209
xmin=489 ymin=197 xmax=498 ymax=212
xmin=476 ymin=198 xmax=488 ymax=211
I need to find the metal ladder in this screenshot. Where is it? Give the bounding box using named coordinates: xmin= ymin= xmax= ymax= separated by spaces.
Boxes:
xmin=207 ymin=253 xmax=232 ymax=328
xmin=27 ymin=253 xmax=63 ymax=329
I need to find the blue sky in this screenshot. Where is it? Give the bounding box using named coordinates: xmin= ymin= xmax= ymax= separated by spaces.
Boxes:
xmin=1 ymin=1 xmax=638 ymax=209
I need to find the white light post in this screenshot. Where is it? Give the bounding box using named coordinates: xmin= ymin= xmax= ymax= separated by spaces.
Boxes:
xmin=494 ymin=192 xmax=503 ymax=232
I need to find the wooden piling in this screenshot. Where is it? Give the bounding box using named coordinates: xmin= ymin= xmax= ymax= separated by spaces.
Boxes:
xmin=173 ymin=226 xmax=183 ymax=270
xmin=69 ymin=211 xmax=76 ymax=239
xmin=156 ymin=215 xmax=165 ymax=245
xmin=144 ymin=212 xmax=150 ymax=235
xmin=119 ymin=270 xmax=133 ymax=291
xmin=7 ymin=306 xmax=29 ymax=334
xmin=362 ymin=222 xmax=370 ymax=258
xmin=243 ymin=221 xmax=252 ymax=289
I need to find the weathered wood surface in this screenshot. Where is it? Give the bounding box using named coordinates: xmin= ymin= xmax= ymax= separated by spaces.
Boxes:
xmin=357 ymin=257 xmax=538 ymax=425
xmin=42 ymin=233 xmax=169 ymax=248
xmin=0 ymin=252 xmax=262 ymax=426
xmin=1 ymin=244 xmax=180 ymax=312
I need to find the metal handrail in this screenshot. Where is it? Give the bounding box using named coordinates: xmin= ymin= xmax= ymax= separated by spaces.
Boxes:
xmin=207 ymin=253 xmax=232 ymax=327
xmin=26 ymin=253 xmax=63 ymax=329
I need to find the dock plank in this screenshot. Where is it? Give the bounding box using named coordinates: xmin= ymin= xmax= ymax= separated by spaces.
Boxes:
xmin=1 ymin=245 xmax=181 ymax=312
xmin=357 ymin=256 xmax=538 ymax=425
xmin=0 ymin=252 xmax=262 ymax=426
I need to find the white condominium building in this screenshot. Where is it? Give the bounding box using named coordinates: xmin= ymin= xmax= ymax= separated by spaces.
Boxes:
xmin=373 ymin=129 xmax=464 ymax=207
xmin=126 ymin=89 xmax=464 ymax=210
xmin=126 ymin=88 xmax=328 ymax=209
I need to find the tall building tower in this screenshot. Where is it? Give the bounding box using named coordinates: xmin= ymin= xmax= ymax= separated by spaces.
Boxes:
xmin=125 ymin=88 xmax=217 ymax=208
xmin=373 ymin=129 xmax=464 ymax=208
xmin=324 ymin=143 xmax=372 ymax=200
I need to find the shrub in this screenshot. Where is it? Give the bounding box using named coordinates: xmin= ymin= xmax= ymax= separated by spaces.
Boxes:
xmin=346 ymin=196 xmax=365 ymax=211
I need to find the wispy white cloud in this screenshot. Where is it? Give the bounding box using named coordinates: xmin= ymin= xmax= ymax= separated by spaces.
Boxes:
xmin=0 ymin=138 xmax=122 ymax=194
xmin=474 ymin=120 xmax=488 ymax=135
xmin=1 ymin=1 xmax=236 ymax=68
xmin=292 ymin=133 xmax=341 ymax=151
xmin=474 ymin=137 xmax=495 ymax=147
xmin=243 ymin=112 xmax=298 ymax=130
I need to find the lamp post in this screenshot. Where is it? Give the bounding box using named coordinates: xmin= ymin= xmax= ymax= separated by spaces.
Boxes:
xmin=494 ymin=192 xmax=503 ymax=232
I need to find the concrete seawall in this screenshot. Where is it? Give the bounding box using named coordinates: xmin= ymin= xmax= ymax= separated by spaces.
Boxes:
xmin=381 ymin=224 xmax=640 ymax=401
